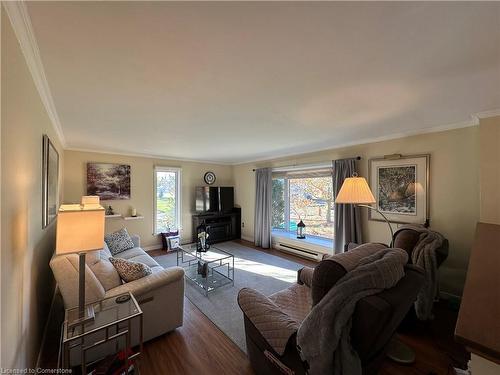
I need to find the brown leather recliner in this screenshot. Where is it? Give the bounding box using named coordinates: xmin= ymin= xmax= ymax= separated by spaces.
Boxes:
xmin=392 ymin=227 xmax=449 ymax=268
xmin=238 ymin=247 xmax=425 ymax=375
xmin=392 ymin=227 xmax=449 ymax=325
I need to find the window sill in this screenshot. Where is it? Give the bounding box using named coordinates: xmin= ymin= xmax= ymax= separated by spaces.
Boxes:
xmin=271 ymin=229 xmax=333 ymax=255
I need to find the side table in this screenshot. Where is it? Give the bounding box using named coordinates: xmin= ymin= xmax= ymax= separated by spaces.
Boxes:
xmin=61 ymin=292 xmax=143 ymax=374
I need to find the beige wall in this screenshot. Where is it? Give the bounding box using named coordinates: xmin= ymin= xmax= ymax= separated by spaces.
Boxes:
xmin=63 ymin=151 xmax=233 ymax=248
xmin=479 ymin=115 xmax=500 ymax=224
xmin=1 ymin=11 xmax=64 ymax=369
xmin=234 ymin=126 xmax=480 ymax=296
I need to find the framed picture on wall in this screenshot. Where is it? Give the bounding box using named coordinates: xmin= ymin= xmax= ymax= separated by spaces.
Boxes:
xmin=87 ymin=163 xmax=131 ymax=200
xmin=42 ymin=135 xmax=59 ymax=228
xmin=368 ymin=154 xmax=430 ymax=225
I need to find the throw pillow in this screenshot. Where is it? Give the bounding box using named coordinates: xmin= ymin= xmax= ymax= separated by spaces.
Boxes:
xmin=109 ymin=257 xmax=152 ymax=282
xmin=104 ymin=228 xmax=135 ymax=255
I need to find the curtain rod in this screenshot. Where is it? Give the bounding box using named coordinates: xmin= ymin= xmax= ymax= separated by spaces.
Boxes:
xmin=252 ymin=156 xmax=361 ymax=171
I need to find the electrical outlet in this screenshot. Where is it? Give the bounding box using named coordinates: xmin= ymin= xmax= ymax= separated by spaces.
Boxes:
xmin=242 ymin=222 xmax=245 ymax=228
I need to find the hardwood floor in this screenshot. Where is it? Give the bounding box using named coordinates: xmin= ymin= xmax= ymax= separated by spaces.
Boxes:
xmin=138 ymin=298 xmax=253 ymax=375
xmin=41 ymin=240 xmax=468 ymax=374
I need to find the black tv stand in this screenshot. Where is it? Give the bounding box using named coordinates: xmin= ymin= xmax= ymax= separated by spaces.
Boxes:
xmin=192 ymin=208 xmax=241 ymax=244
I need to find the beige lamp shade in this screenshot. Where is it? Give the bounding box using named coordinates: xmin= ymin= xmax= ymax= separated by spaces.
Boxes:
xmin=81 ymin=195 xmax=100 ymax=206
xmin=335 ymin=177 xmax=376 ymax=204
xmin=56 ymin=203 xmax=105 ymax=255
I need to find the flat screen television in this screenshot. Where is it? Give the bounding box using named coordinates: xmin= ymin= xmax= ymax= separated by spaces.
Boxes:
xmin=195 ymin=186 xmax=234 ymax=213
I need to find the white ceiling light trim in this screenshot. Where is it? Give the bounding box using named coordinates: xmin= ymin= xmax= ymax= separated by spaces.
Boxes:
xmin=3 ymin=1 xmax=66 ymax=146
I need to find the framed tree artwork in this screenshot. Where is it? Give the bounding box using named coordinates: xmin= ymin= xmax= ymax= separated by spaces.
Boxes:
xmin=42 ymin=135 xmax=59 ymax=228
xmin=87 ymin=163 xmax=131 ymax=200
xmin=368 ymin=154 xmax=430 ymax=225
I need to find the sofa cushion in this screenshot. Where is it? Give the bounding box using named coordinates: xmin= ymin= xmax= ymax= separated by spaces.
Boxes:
xmin=50 ymin=253 xmax=106 ymax=308
xmin=115 ymin=247 xmax=148 ymax=260
xmin=101 ymin=242 xmax=112 ymax=257
xmin=89 ymin=255 xmax=122 ymax=291
xmin=109 ymin=257 xmax=153 ymax=282
xmin=104 ymin=228 xmax=135 ymax=255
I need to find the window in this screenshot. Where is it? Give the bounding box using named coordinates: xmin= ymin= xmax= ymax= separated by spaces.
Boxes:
xmin=272 ymin=168 xmax=334 ymax=240
xmin=154 ymin=167 xmax=181 ymax=234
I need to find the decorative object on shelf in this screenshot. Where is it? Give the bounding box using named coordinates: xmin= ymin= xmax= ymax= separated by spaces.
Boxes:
xmin=131 ymin=207 xmax=137 ymax=217
xmin=42 ymin=134 xmax=59 ymax=228
xmin=56 ymin=199 xmax=105 ymax=326
xmin=106 ymin=205 xmax=115 ymax=216
xmin=368 ymin=154 xmax=429 ymax=225
xmin=297 ymin=220 xmax=306 ymax=239
xmin=197 ymin=261 xmax=208 ymax=278
xmin=204 ymin=171 xmax=216 ymax=185
xmin=87 ymin=163 xmax=131 ymax=200
xmin=196 ymin=222 xmax=210 ymax=252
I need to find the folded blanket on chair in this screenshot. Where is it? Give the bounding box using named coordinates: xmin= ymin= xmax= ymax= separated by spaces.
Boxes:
xmin=297 ymin=248 xmax=408 ymax=375
xmin=394 ymin=224 xmax=444 ymax=320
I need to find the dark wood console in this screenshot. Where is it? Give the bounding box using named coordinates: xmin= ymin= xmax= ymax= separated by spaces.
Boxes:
xmin=192 ymin=208 xmax=241 ymax=244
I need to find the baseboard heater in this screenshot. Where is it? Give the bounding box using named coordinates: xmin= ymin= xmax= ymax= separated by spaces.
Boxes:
xmin=274 ymin=242 xmax=323 ymax=262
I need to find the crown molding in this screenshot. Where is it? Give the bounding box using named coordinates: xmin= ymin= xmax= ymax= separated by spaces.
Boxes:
xmin=3 ymin=1 xmax=66 ymax=146
xmin=233 ymin=118 xmax=479 ymax=166
xmin=65 ymin=146 xmax=234 ymax=166
xmin=472 ymin=108 xmax=500 ymax=121
xmin=69 ymin=116 xmax=485 ymax=166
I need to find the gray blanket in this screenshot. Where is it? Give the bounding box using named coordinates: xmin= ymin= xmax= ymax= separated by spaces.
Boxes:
xmin=394 ymin=224 xmax=444 ymax=320
xmin=297 ymin=248 xmax=408 ymax=375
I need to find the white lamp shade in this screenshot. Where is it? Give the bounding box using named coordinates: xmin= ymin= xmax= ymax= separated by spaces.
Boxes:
xmin=335 ymin=177 xmax=376 ymax=204
xmin=81 ymin=195 xmax=100 ymax=205
xmin=56 ymin=203 xmax=105 ymax=254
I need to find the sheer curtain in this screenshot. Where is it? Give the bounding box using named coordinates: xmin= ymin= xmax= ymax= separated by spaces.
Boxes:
xmin=333 ymin=159 xmax=363 ymax=253
xmin=254 ymin=168 xmax=272 ymax=248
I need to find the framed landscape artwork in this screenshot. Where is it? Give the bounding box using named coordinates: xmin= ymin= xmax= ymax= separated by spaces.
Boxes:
xmin=368 ymin=154 xmax=430 ymax=224
xmin=42 ymin=135 xmax=59 ymax=228
xmin=87 ymin=163 xmax=131 ymax=200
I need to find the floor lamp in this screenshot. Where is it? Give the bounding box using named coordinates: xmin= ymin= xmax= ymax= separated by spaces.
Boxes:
xmin=335 ymin=174 xmax=415 ymax=364
xmin=56 ymin=197 xmax=105 ymax=325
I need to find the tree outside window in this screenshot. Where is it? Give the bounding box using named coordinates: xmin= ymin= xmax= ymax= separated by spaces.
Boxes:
xmin=272 ymin=176 xmax=334 ymax=239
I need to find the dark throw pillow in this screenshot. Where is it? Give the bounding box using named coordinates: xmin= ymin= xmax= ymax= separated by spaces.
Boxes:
xmin=104 ymin=228 xmax=135 ymax=256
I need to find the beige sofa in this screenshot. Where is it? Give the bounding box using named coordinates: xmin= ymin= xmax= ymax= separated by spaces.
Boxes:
xmin=50 ymin=234 xmax=185 ymax=344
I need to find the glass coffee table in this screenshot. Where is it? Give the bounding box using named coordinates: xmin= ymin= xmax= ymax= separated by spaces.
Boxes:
xmin=177 ymin=243 xmax=234 ymax=296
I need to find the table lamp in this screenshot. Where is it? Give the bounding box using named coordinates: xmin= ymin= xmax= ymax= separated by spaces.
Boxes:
xmin=335 ymin=174 xmax=416 ymax=363
xmin=56 ymin=197 xmax=105 ymax=324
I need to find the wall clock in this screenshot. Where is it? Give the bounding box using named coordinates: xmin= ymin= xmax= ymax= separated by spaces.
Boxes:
xmin=204 ymin=171 xmax=216 ymax=185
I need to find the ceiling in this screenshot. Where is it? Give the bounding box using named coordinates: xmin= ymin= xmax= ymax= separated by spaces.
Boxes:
xmin=26 ymin=1 xmax=500 ymax=164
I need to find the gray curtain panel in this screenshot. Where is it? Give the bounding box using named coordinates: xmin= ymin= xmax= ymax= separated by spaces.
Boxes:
xmin=254 ymin=168 xmax=273 ymax=248
xmin=333 ymin=159 xmax=363 ymax=253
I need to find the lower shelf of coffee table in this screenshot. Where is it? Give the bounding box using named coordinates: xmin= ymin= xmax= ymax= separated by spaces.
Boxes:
xmin=184 ymin=263 xmax=233 ymax=294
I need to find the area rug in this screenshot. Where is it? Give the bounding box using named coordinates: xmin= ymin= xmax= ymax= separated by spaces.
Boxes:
xmin=154 ymin=241 xmax=304 ymax=352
